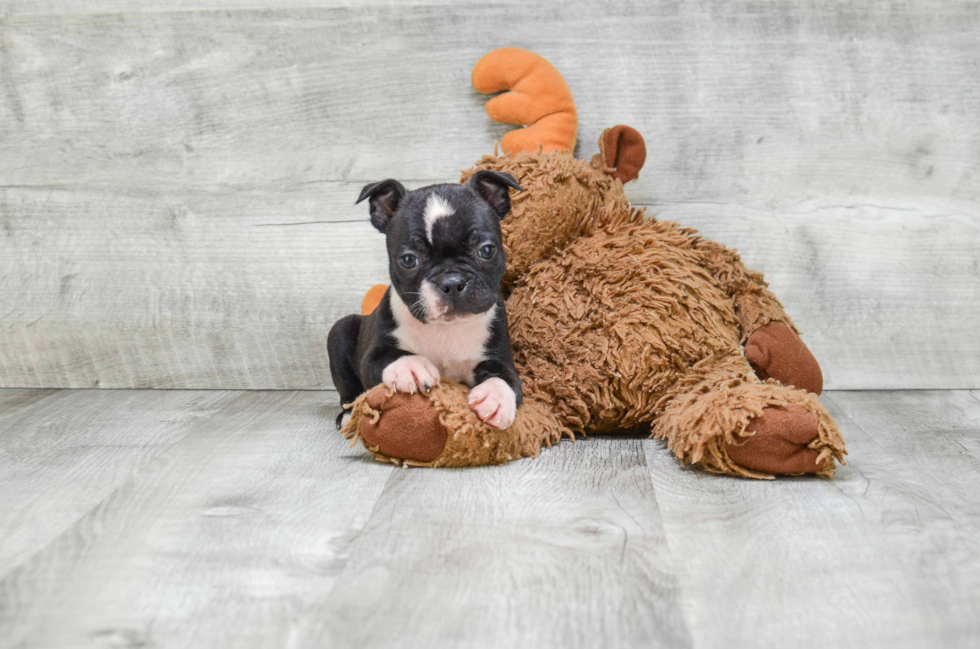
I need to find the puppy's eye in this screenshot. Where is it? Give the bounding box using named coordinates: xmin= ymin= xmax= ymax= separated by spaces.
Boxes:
xmin=478 ymin=244 xmax=496 ymax=259
xmin=399 ymin=254 xmax=418 ymax=269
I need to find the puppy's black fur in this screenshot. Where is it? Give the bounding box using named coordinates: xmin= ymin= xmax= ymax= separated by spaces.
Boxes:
xmin=328 ymin=172 xmax=524 ymax=428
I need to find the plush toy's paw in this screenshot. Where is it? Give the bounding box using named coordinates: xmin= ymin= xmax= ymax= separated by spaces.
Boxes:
xmin=342 ymin=381 xmax=569 ymax=467
xmin=467 ymin=378 xmax=517 ymax=429
xmin=744 ymin=323 xmax=823 ymax=395
xmin=358 ymin=385 xmax=448 ymax=463
xmin=381 ymin=355 xmax=441 ymax=395
xmin=726 ymin=405 xmax=825 ymax=475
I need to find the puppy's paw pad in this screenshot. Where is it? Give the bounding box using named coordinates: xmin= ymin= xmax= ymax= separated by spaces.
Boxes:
xmin=382 ymin=355 xmax=440 ymax=394
xmin=468 ymin=378 xmax=517 ymax=429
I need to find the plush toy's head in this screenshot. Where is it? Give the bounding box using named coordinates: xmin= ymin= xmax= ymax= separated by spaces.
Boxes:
xmin=468 ymin=49 xmax=648 ymax=286
xmin=461 ymin=152 xmax=601 ymax=285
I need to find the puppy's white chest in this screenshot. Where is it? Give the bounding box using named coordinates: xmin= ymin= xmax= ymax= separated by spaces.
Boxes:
xmin=390 ymin=299 xmax=494 ymax=385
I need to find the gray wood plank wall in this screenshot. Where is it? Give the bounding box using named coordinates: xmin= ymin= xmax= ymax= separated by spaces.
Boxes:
xmin=1 ymin=1 xmax=978 ymax=390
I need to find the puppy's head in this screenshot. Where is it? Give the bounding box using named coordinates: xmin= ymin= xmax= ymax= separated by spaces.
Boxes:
xmin=357 ymin=171 xmax=521 ymax=323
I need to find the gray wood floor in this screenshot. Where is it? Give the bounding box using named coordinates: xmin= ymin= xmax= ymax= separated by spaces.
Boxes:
xmin=1 ymin=388 xmax=977 ymax=648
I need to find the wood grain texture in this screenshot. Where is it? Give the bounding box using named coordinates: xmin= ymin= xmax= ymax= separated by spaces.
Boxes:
xmin=1 ymin=2 xmax=978 ymax=390
xmin=1 ymin=186 xmax=976 ymax=390
xmin=644 ymin=389 xmax=980 ymax=649
xmin=298 ymin=434 xmax=692 ymax=649
xmin=0 ymin=387 xmax=59 ymax=417
xmin=0 ymin=389 xmax=233 ymax=577
xmin=1 ymin=2 xmax=977 ymax=199
xmin=0 ymin=185 xmax=387 ymax=389
xmin=0 ymin=391 xmax=394 ymax=648
xmin=0 ymin=0 xmax=484 ymax=16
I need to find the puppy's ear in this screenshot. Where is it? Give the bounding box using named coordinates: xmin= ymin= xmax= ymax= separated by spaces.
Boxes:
xmin=468 ymin=170 xmax=522 ymax=219
xmin=356 ymin=180 xmax=407 ymax=233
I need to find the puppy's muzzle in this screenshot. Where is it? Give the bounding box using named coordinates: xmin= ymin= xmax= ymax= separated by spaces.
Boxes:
xmin=427 ymin=272 xmax=493 ymax=317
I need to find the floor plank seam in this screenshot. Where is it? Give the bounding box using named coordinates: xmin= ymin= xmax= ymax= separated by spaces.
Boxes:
xmin=637 ymin=441 xmax=699 ymax=648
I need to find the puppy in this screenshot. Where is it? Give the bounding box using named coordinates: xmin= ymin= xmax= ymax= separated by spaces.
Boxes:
xmin=328 ymin=171 xmax=524 ymax=432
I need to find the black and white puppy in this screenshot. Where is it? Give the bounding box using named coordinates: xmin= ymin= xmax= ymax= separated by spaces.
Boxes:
xmin=328 ymin=171 xmax=524 ymax=431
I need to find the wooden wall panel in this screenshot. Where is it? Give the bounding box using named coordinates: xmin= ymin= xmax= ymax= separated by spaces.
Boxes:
xmin=1 ymin=2 xmax=977 ymax=389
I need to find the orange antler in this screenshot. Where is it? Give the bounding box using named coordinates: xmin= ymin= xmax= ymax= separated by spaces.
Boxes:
xmin=472 ymin=48 xmax=577 ymax=156
xmin=361 ymin=284 xmax=387 ymax=316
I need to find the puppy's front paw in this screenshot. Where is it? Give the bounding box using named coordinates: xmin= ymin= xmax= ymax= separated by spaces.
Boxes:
xmin=382 ymin=355 xmax=440 ymax=394
xmin=468 ymin=378 xmax=517 ymax=429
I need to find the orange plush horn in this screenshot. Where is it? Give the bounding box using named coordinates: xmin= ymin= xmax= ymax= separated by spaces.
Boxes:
xmin=472 ymin=48 xmax=577 ymax=156
xmin=360 ymin=284 xmax=387 ymax=316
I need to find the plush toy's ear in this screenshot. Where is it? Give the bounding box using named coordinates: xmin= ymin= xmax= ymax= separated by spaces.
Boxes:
xmin=600 ymin=125 xmax=647 ymax=183
xmin=468 ymin=170 xmax=522 ymax=219
xmin=356 ymin=180 xmax=407 ymax=233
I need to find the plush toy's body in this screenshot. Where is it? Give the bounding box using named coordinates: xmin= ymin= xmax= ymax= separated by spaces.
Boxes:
xmin=342 ymin=49 xmax=846 ymax=478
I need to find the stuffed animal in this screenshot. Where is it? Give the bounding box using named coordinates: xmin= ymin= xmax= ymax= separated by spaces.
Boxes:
xmin=342 ymin=48 xmax=847 ymax=478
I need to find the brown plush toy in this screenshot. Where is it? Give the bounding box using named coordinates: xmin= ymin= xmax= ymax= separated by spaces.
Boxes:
xmin=342 ymin=48 xmax=847 ymax=479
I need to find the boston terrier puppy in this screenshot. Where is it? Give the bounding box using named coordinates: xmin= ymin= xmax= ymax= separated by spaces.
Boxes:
xmin=328 ymin=171 xmax=524 ymax=431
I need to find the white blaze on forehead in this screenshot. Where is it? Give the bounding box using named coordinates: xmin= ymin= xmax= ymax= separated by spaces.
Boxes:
xmin=423 ymin=193 xmax=455 ymax=243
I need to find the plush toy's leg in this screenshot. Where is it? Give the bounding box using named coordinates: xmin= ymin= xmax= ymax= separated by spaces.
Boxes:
xmin=694 ymin=239 xmax=823 ymax=394
xmin=651 ymin=350 xmax=845 ymax=479
xmin=341 ymin=381 xmax=569 ymax=467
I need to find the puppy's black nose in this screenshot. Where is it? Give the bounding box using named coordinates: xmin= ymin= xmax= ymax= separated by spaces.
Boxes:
xmin=438 ymin=275 xmax=467 ymax=295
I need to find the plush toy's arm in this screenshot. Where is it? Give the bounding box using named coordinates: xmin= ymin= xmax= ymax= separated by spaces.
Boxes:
xmin=693 ymin=238 xmax=824 ymax=395
xmin=693 ymin=238 xmax=795 ymax=340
